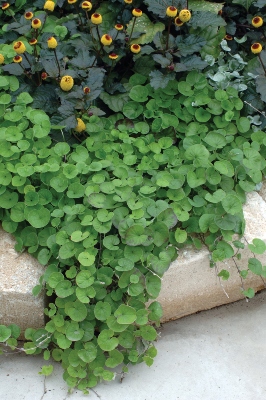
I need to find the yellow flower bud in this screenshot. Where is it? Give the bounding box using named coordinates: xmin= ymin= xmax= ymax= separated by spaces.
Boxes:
xmin=44 ymin=1 xmax=55 ymax=11
xmin=124 ymin=0 xmax=132 ymax=3
xmin=75 ymin=118 xmax=86 ymax=132
xmin=29 ymin=38 xmax=38 ymax=45
xmin=13 ymin=55 xmax=23 ymax=63
xmin=91 ymin=13 xmax=102 ymax=24
xmin=81 ymin=1 xmax=92 ymax=10
xmin=60 ymin=75 xmax=74 ymax=91
xmin=130 ymin=44 xmax=141 ymax=54
xmin=47 ymin=37 xmax=58 ymax=49
xmin=179 ymin=9 xmax=191 ymax=22
xmin=252 ymin=16 xmax=263 ymax=28
xmin=68 ymin=0 xmax=77 ymax=3
xmin=101 ymin=34 xmax=112 ymax=46
xmin=132 ymin=8 xmax=142 ymax=17
xmin=166 ymin=6 xmax=178 ymax=17
xmin=24 ymin=11 xmax=34 ymax=19
xmin=0 ymin=54 xmax=5 ymax=65
xmin=251 ymin=43 xmax=262 ymax=54
xmin=2 ymin=3 xmax=10 ymax=10
xmin=13 ymin=41 xmax=26 ymax=54
xmin=109 ymin=53 xmax=119 ymax=60
xmin=32 ymin=18 xmax=42 ymax=29
xmin=174 ymin=17 xmax=183 ymax=27
xmin=115 ymin=23 xmax=123 ymax=30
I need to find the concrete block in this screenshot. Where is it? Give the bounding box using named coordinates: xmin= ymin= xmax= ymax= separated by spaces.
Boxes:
xmin=158 ymin=190 xmax=266 ymax=322
xmin=0 ymin=227 xmax=45 ymax=336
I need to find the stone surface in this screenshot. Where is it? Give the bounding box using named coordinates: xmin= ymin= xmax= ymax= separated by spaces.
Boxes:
xmin=158 ymin=189 xmax=266 ymax=322
xmin=0 ymin=227 xmax=45 ymax=335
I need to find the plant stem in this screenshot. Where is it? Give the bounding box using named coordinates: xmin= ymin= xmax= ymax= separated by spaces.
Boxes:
xmin=258 ymin=54 xmax=266 ymax=76
xmin=128 ymin=17 xmax=136 ymax=43
xmin=74 ymin=3 xmax=84 ymax=29
xmin=53 ymin=48 xmax=61 ymax=76
xmin=7 ymin=9 xmax=18 ymax=22
xmin=23 ymin=53 xmax=32 ymax=67
xmin=166 ymin=18 xmax=171 ymax=51
xmin=96 ymin=25 xmax=104 ymax=54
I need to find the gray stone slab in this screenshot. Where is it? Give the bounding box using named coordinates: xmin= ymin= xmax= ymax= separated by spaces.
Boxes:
xmin=0 ymin=227 xmax=45 ymax=335
xmin=0 ymin=291 xmax=265 ymax=400
xmin=157 ymin=190 xmax=266 ymax=322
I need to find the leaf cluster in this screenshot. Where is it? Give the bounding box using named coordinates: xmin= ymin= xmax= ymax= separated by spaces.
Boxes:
xmin=0 ymin=0 xmax=225 ymax=128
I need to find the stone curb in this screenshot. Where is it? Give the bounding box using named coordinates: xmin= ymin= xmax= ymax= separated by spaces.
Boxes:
xmin=0 ymin=186 xmax=266 ymax=335
xmin=158 ymin=189 xmax=266 ymax=322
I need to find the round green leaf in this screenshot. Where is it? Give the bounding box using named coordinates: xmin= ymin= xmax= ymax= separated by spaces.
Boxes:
xmin=174 ymin=228 xmax=187 ymax=243
xmin=129 ymin=85 xmax=149 ymax=102
xmin=27 ymin=207 xmax=50 ymax=228
xmin=123 ymin=101 xmax=143 ymax=119
xmin=222 ymin=194 xmax=242 ymax=215
xmin=0 ymin=191 xmax=18 ymax=209
xmin=97 ymin=329 xmax=119 ymax=351
xmin=146 ymin=273 xmax=161 ymax=298
xmin=65 ymin=322 xmax=84 ymax=341
xmin=78 ymin=252 xmax=96 ymax=266
xmin=78 ymin=343 xmax=97 ymax=363
xmin=65 ymin=301 xmax=87 ymax=322
xmin=114 ymin=305 xmax=137 ymax=324
xmin=76 ymin=270 xmax=94 ymax=288
xmin=139 ymin=325 xmax=157 ymax=341
xmin=94 ymin=301 xmax=112 ymax=321
xmin=125 ymin=225 xmax=148 ymax=246
xmin=54 ymin=142 xmax=70 ymax=156
xmin=55 ymin=280 xmax=74 ymax=298
xmin=105 ymin=349 xmax=124 ymax=368
xmin=0 ymin=325 xmax=11 ymax=342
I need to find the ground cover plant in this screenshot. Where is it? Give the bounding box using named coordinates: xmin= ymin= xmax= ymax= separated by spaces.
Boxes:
xmin=0 ymin=0 xmax=266 ymax=394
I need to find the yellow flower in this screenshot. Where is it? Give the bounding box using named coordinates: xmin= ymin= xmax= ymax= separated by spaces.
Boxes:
xmin=0 ymin=54 xmax=5 ymax=65
xmin=1 ymin=2 xmax=9 ymax=10
xmin=124 ymin=0 xmax=132 ymax=3
xmin=83 ymin=87 xmax=90 ymax=94
xmin=252 ymin=16 xmax=263 ymax=28
xmin=13 ymin=41 xmax=26 ymax=54
xmin=29 ymin=38 xmax=38 ymax=45
xmin=166 ymin=6 xmax=178 ymax=17
xmin=13 ymin=55 xmax=23 ymax=63
xmin=179 ymin=9 xmax=191 ymax=22
xmin=24 ymin=11 xmax=34 ymax=19
xmin=68 ymin=0 xmax=77 ymax=3
xmin=132 ymin=8 xmax=142 ymax=17
xmin=224 ymin=34 xmax=233 ymax=41
xmin=174 ymin=17 xmax=183 ymax=27
xmin=75 ymin=118 xmax=86 ymax=133
xmin=32 ymin=18 xmax=42 ymax=29
xmin=115 ymin=23 xmax=123 ymax=30
xmin=44 ymin=1 xmax=55 ymax=11
xmin=47 ymin=37 xmax=58 ymax=49
xmin=109 ymin=53 xmax=118 ymax=60
xmin=101 ymin=34 xmax=112 ymax=46
xmin=60 ymin=75 xmax=74 ymax=91
xmin=91 ymin=13 xmax=102 ymax=24
xmin=130 ymin=44 xmax=141 ymax=54
xmin=251 ymin=43 xmax=262 ymax=54
xmin=81 ymin=1 xmax=92 ymax=10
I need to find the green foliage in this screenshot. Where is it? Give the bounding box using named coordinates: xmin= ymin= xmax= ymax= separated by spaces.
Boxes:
xmin=0 ymin=0 xmax=226 ymax=129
